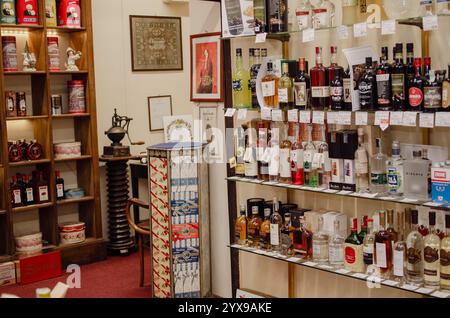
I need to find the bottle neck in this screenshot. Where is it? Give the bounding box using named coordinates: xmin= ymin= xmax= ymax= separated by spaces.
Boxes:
xmin=330 ymin=52 xmax=337 ymax=66
xmin=395 ymin=52 xmax=403 ymax=64
xmin=424 ymin=64 xmax=431 ymax=78
xmin=236 ymin=55 xmax=244 ymax=70
xmin=315 ymin=51 xmax=323 ymax=67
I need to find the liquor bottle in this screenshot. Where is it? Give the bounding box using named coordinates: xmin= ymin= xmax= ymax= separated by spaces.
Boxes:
xmin=289 ymin=123 xmax=304 ymax=185
xmin=327 ymin=46 xmax=343 ymax=90
xmin=317 ymin=125 xmax=331 ymax=189
xmin=28 ymin=140 xmax=43 ymax=161
xmin=253 ymin=0 xmax=267 ymax=33
xmin=369 ymin=138 xmax=388 ymax=195
xmin=424 ymin=211 xmax=441 ymax=287
xmin=234 ymin=125 xmax=245 ymax=177
xmin=22 ymin=174 xmax=34 ymax=205
xmin=354 ymin=128 xmax=369 ymax=193
xmin=55 ymin=170 xmax=65 ymax=200
xmin=247 ymin=206 xmax=263 ymax=248
xmin=312 ymin=0 xmax=331 ymax=29
xmin=405 ymin=43 xmax=415 ymax=102
xmin=281 ymin=213 xmax=294 ymax=256
xmin=249 ymin=48 xmax=261 ymax=108
xmin=341 ymin=0 xmax=358 ymax=25
xmin=10 ymin=176 xmax=23 ymax=208
xmin=374 ymin=211 xmax=394 ymax=277
xmin=270 ymin=199 xmax=283 ymax=252
xmin=294 ymin=58 xmax=310 ymax=110
xmin=278 ymin=62 xmax=294 ymax=109
xmin=34 ymin=171 xmax=49 ymax=203
xmin=363 ymin=218 xmax=375 ymax=267
xmin=303 ymin=125 xmax=318 ymax=187
xmin=235 ymin=204 xmax=248 ymax=245
xmin=441 ymin=63 xmax=450 ymax=111
xmin=257 ymin=121 xmax=269 ymax=181
xmin=386 ymin=209 xmax=398 ymax=242
xmin=330 ymin=68 xmax=344 ymax=110
xmin=359 ymin=215 xmax=368 ymax=241
xmin=329 ymin=220 xmax=345 ymax=268
xmin=261 ymin=62 xmax=279 ymax=108
xmin=422 ymin=148 xmax=432 ymax=197
xmin=423 ymin=58 xmax=442 ymax=112
xmin=344 ymin=217 xmax=365 ymax=273
xmin=310 ymin=47 xmax=329 ymax=110
xmin=279 ymin=123 xmax=292 ymax=183
xmin=343 ymin=66 xmax=353 ymax=110
xmin=358 ymin=57 xmax=377 ymax=111
xmin=268 ymin=0 xmax=288 ymax=33
xmin=387 ymin=140 xmax=404 ymax=197
xmin=297 ymin=217 xmax=313 ymax=258
xmin=392 ymin=43 xmax=407 ymax=111
xmin=324 ymin=0 xmax=336 ymax=27
xmin=440 ymin=214 xmax=450 ymax=290
xmin=268 ymin=122 xmax=280 ymax=182
xmin=408 ymin=58 xmax=424 ymax=111
xmin=403 ymin=150 xmax=430 ymax=201
xmin=244 ymin=124 xmax=258 ymax=179
xmin=393 ymin=211 xmax=406 ymax=282
xmin=232 ymin=48 xmax=251 ymax=108
xmin=376 ymin=47 xmax=392 ymax=111
xmin=260 ymin=208 xmax=272 ymax=249
xmin=296 ymin=0 xmax=312 ymax=31
xmin=406 ymin=209 xmax=424 ymax=284
xmin=312 ymin=216 xmax=329 ymax=264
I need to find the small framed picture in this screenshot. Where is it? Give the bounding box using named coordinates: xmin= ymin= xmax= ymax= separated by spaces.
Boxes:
xmin=148 ymin=95 xmax=173 ymax=131
xmin=190 ymin=32 xmax=223 ymax=102
xmin=198 ymin=106 xmax=221 ymax=161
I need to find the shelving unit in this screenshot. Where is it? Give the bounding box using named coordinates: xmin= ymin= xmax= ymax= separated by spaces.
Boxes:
xmin=0 ymin=0 xmax=105 ymax=265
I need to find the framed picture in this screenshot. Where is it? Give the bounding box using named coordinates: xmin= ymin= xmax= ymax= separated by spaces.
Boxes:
xmin=130 ymin=15 xmax=183 ymax=71
xmin=190 ymin=32 xmax=223 ymax=102
xmin=148 ymin=95 xmax=173 ymax=131
xmin=198 ymin=106 xmax=221 ymax=161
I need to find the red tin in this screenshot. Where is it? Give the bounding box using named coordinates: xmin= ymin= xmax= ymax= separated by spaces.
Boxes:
xmin=68 ymin=80 xmax=86 ymax=114
xmin=2 ymin=36 xmax=18 ymax=72
xmin=17 ymin=0 xmax=39 ymax=25
xmin=58 ymin=0 xmax=81 ymax=28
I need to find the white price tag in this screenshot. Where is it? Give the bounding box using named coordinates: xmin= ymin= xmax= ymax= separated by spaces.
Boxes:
xmin=318 ymin=264 xmax=333 ymax=270
xmin=299 ymin=110 xmax=311 ymax=123
xmin=338 ymin=111 xmax=352 ymax=125
xmin=237 ymin=109 xmax=247 ymax=120
xmin=383 ymin=280 xmax=399 ymax=287
xmin=401 ymin=284 xmax=419 ymax=291
xmin=402 ymin=112 xmax=418 ymax=127
xmin=337 ymin=25 xmax=349 ymax=39
xmin=312 ymin=111 xmax=325 ymax=124
xmin=381 ymin=19 xmax=396 ymax=35
xmin=352 ymin=273 xmax=368 ymax=279
xmin=424 ymin=201 xmax=442 ymax=207
xmin=287 ymin=257 xmax=302 ymax=263
xmin=230 ymin=244 xmax=241 ymax=248
xmin=335 ymin=268 xmax=351 ymax=275
xmin=302 ymin=28 xmax=315 ymax=43
xmin=355 ymin=112 xmax=368 ymax=125
xmin=361 ymin=192 xmax=378 ymax=198
xmin=327 ymin=111 xmax=339 ymax=124
xmin=272 ymin=109 xmax=283 ymax=122
xmin=338 ymin=190 xmax=353 ymax=195
xmin=431 ymin=291 xmax=450 ymax=298
xmin=435 ymin=112 xmax=450 ymax=127
xmin=419 ymin=113 xmax=434 ymax=128
xmin=303 ymin=261 xmax=317 ymax=267
xmin=416 ymin=287 xmax=434 ymax=294
xmin=224 ymin=108 xmax=236 ymax=117
xmin=288 ymin=109 xmax=299 ymax=122
xmin=354 ymin=22 xmax=368 ymax=38
xmin=400 ymin=198 xmax=418 ymax=203
xmin=261 ymin=108 xmax=272 ymax=120
xmin=389 ymin=111 xmax=403 ymax=126
xmin=375 ymin=111 xmax=390 ymax=130
xmin=255 ymin=32 xmax=267 ymax=43
xmin=323 ymin=189 xmax=339 ymax=193
xmin=423 ymin=15 xmax=439 ymax=31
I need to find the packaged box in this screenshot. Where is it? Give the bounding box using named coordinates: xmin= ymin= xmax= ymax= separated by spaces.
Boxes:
xmin=0 ymin=262 xmax=16 ymax=286
xmin=221 ymin=0 xmax=254 ymax=38
xmin=331 ymin=158 xmax=344 ymax=183
xmin=327 ymin=131 xmax=343 ymax=159
xmin=432 ymin=165 xmax=450 ymax=204
xmin=341 ymin=130 xmax=358 ymax=160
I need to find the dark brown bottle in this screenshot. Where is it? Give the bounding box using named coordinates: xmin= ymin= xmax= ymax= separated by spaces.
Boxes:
xmin=22 ymin=174 xmax=34 ymax=205
xmin=423 ymin=57 xmax=442 ymax=113
xmin=34 ymin=171 xmax=49 ymax=204
xmin=10 ymin=176 xmax=23 ymax=208
xmin=294 ymin=57 xmax=310 ymax=110
xmin=310 ymin=47 xmax=329 ymax=110
xmin=358 ymin=57 xmax=377 ymax=111
xmin=376 ymin=47 xmax=392 ymax=110
xmin=374 ymin=211 xmax=394 ymax=277
xmin=343 ymin=66 xmax=352 ymax=110
xmin=330 ymin=68 xmax=344 ymax=110
xmin=405 ymin=43 xmax=415 ymax=104
xmin=392 ymin=43 xmax=407 ymax=111
xmin=408 ymin=58 xmax=424 ymax=112
xmin=55 ymin=170 xmax=65 ymax=200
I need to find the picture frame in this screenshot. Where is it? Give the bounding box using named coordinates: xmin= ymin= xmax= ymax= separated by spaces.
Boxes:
xmin=130 ymin=15 xmax=183 ymax=71
xmin=198 ymin=106 xmax=221 ymax=161
xmin=148 ymin=95 xmax=173 ymax=132
xmin=190 ymin=32 xmax=223 ymax=102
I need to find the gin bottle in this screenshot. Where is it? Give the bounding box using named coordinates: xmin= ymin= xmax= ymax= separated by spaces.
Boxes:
xmin=393 ymin=211 xmax=406 ymax=282
xmin=387 ymin=140 xmax=404 ymax=197
xmin=403 ymin=150 xmax=430 ymax=201
xmin=312 ymin=0 xmax=330 ymax=29
xmin=369 ymin=138 xmax=388 ymax=195
xmin=317 ymin=125 xmax=331 ymax=189
xmin=268 ymin=122 xmax=280 ymax=182
xmin=313 ymin=216 xmax=329 ymax=264
xmin=279 ymin=123 xmax=292 ymax=184
xmin=354 ymin=128 xmax=369 ymax=193
xmin=424 ymin=211 xmax=441 ymax=287
xmin=329 ymin=220 xmax=345 ymax=268
xmin=405 ymin=209 xmax=424 ymax=285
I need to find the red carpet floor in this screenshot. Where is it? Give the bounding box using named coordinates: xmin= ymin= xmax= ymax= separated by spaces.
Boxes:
xmin=0 ymin=250 xmax=152 ymax=298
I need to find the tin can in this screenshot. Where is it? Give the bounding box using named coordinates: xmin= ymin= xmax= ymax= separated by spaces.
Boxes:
xmin=2 ymin=36 xmax=18 ymax=72
xmin=36 ymin=287 xmax=51 ymax=298
xmin=58 ymin=0 xmax=81 ymax=28
xmin=45 ymin=0 xmax=57 ymax=27
xmin=0 ymin=0 xmax=16 ymax=24
xmin=68 ymin=80 xmax=86 ymax=113
xmin=51 ymin=94 xmax=62 ymax=115
xmin=17 ymin=0 xmax=38 ymax=25
xmin=5 ymin=91 xmax=16 ymax=117
xmin=47 ymin=36 xmax=60 ymax=71
xmin=16 ymin=91 xmax=27 ymax=116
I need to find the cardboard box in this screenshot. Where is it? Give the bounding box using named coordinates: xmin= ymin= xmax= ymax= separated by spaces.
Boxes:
xmin=331 ymin=158 xmax=344 ymax=183
xmin=0 ymin=262 xmax=16 ymax=286
xmin=432 ymin=165 xmax=450 ymax=204
xmin=19 ymin=251 xmax=61 ymax=285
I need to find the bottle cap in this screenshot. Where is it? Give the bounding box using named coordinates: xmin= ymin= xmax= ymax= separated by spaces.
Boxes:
xmin=284 ymin=212 xmax=291 ymax=219
xmin=267 ymin=62 xmax=273 ymax=71
xmin=395 ymin=43 xmax=403 ymax=51
xmin=429 ymin=211 xmax=436 ymax=226
xmin=236 ymin=48 xmax=242 ymax=56
xmin=330 ymin=46 xmax=337 ymax=54
xmin=315 ymin=47 xmax=322 ymax=54
xmin=357 ymin=127 xmax=364 ymax=136
xmin=414 ymin=58 xmax=422 ymax=67
xmin=424 ymin=57 xmax=431 ymax=66
xmin=381 ymin=46 xmax=388 ymax=58
xmin=249 ymin=48 xmax=254 ymax=56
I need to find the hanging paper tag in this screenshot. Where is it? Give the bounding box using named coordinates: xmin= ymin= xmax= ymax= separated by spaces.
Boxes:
xmin=312 ymin=111 xmax=325 ymax=124
xmin=419 ymin=113 xmax=434 ymax=128
xmin=337 ymin=25 xmax=349 ymax=39
xmin=299 ymin=110 xmax=311 ymax=123
xmin=389 ymin=111 xmax=403 ymax=126
xmin=354 ymin=22 xmax=367 ymax=37
xmin=402 ymin=112 xmax=418 ymax=127
xmin=255 ymin=32 xmax=267 ymax=43
xmin=237 ymin=109 xmax=247 ymax=120
xmin=435 ymin=112 xmax=450 ymax=127
xmin=261 ymin=108 xmax=272 ymax=120
xmin=375 ymin=111 xmax=390 ymax=130
xmin=381 ymin=19 xmax=396 ymax=35
xmin=327 ymin=111 xmax=339 ymax=124
xmin=355 ymin=112 xmax=368 ymax=125
xmin=261 ymin=147 xmax=271 ymax=163
xmin=423 ymin=15 xmax=438 ymax=31
xmin=338 ymin=111 xmax=352 ymax=125
xmin=243 ymin=148 xmax=253 ymax=162
xmin=272 ymin=109 xmax=283 ymax=122
xmin=288 ymin=109 xmax=299 ymax=122
xmin=302 ymin=28 xmax=315 ymax=43
xmin=224 ymin=108 xmax=236 ymax=117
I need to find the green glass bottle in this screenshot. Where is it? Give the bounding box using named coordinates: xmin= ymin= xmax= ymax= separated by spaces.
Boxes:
xmin=232 ymin=48 xmax=251 ymax=108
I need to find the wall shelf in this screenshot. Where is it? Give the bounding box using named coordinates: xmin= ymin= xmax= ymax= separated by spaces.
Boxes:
xmin=6 ymin=115 xmax=48 ymax=121
xmin=52 ymin=113 xmax=90 ymax=119
xmin=3 ymin=71 xmax=46 ymax=76
xmin=54 ymin=155 xmax=92 ymax=163
xmin=12 ymin=202 xmax=53 ymax=213
xmin=46 ymin=26 xmax=86 ymax=33
xmin=56 ymin=196 xmax=94 ymax=206
xmin=9 ymin=159 xmax=51 ymax=167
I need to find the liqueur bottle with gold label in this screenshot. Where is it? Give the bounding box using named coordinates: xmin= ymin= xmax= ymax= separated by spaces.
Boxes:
xmin=424 ymin=211 xmax=441 ymax=287
xmin=235 ymin=204 xmax=248 ymax=245
xmin=440 ymin=214 xmax=450 ymax=290
xmin=406 ymin=209 xmax=424 ymax=285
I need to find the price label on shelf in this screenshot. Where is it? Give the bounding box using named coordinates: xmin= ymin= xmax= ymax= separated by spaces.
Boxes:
xmin=352 ymin=273 xmax=368 ymax=279
xmin=287 ymin=257 xmax=302 ymax=263
xmin=255 ymin=32 xmax=267 ymax=43
xmin=229 ymin=157 xmax=236 ymax=168
xmin=401 ymin=284 xmax=419 ymax=291
xmin=299 ymin=110 xmax=311 ymax=123
xmin=272 ymin=109 xmax=283 ymax=122
xmin=335 ymin=268 xmax=351 ymax=275
xmin=416 ymin=287 xmax=434 ymax=294
xmin=400 ymin=198 xmax=418 ymax=203
xmin=337 ymin=25 xmax=349 ymax=39
xmin=224 ymin=108 xmax=236 ymax=117
xmin=355 ymin=112 xmax=368 ymax=126
xmin=431 ymin=291 xmax=450 ymax=298
xmin=261 ymin=108 xmax=272 ymax=120
xmin=288 ymin=109 xmax=299 ymax=122
xmin=375 ymin=111 xmax=390 ymax=131
xmin=402 ymin=112 xmax=418 ymax=127
xmin=303 ymin=261 xmax=317 ymax=267
xmin=423 ymin=15 xmax=439 ymax=31
xmin=383 ymin=280 xmax=399 ymax=287
xmin=435 ymin=112 xmax=450 ymax=127
xmin=338 ymin=111 xmax=352 ymax=125
xmin=302 ymin=28 xmax=315 ymax=43
xmin=318 ymin=264 xmax=333 ymax=270
xmin=312 ymin=111 xmax=325 ymax=124
xmin=353 ymin=22 xmax=368 ymax=38
xmin=419 ymin=113 xmax=434 ymax=128
xmin=389 ymin=111 xmax=403 ymax=126
xmin=381 ymin=19 xmax=396 ymax=35
xmin=326 ymin=111 xmax=339 ymax=124
xmin=237 ymin=109 xmax=247 ymax=120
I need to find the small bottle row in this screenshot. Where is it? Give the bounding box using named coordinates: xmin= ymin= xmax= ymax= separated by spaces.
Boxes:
xmin=8 ymin=139 xmax=43 ymax=162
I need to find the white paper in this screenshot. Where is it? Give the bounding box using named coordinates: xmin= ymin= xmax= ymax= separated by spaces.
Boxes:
xmin=390 ymin=112 xmax=403 ymax=126
xmin=288 ymin=109 xmax=299 ymax=122
xmin=287 ymin=257 xmax=302 ymax=263
xmin=337 ymin=25 xmax=349 ymax=39
xmin=335 ymin=268 xmax=351 ymax=275
xmin=327 ymin=112 xmax=339 ymax=124
xmin=419 ymin=113 xmax=434 ymax=128
xmin=416 ymin=287 xmax=434 ymax=294
xmin=303 ymin=261 xmax=318 ymax=267
xmin=261 ymin=108 xmax=272 ymax=120
xmin=435 ymin=112 xmax=450 ymax=127
xmin=323 ymin=189 xmax=339 ymax=194
xmin=431 ymin=291 xmax=450 ymax=298
xmin=224 ymin=108 xmax=236 ymax=117
xmin=381 ymin=19 xmax=396 ymax=35
xmin=237 ymin=109 xmax=247 ymax=120
xmin=312 ymin=111 xmax=325 ymax=124
xmin=353 ymin=22 xmax=368 ymax=38
xmin=338 ymin=111 xmax=352 ymax=125
xmin=402 ymin=112 xmax=418 ymax=127
xmin=299 ymin=110 xmax=311 ymax=123
xmin=355 ymin=112 xmax=368 ymax=125
xmin=400 ymin=198 xmax=418 ymax=203
xmin=255 ymin=32 xmax=267 ymax=43
xmin=383 ymin=280 xmax=399 ymax=287
xmin=424 ymin=201 xmax=442 ymax=207
xmin=401 ymin=284 xmax=419 ymax=291
xmin=423 ymin=15 xmax=439 ymax=31
xmin=302 ymin=28 xmax=315 ymax=43
xmin=272 ymin=109 xmax=283 ymax=122
xmin=318 ymin=264 xmax=333 ymax=270
xmin=337 ymin=190 xmax=353 ymax=195
xmin=352 ymin=273 xmax=368 ymax=279
xmin=375 ymin=111 xmax=390 ymax=130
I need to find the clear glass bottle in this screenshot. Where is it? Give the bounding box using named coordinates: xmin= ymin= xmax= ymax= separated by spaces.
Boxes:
xmin=234 ymin=126 xmax=245 ymax=176
xmin=270 ymin=198 xmax=283 ymax=252
xmin=232 ymin=48 xmax=251 ymax=108
xmin=313 ymin=216 xmax=329 ymax=263
xmin=247 ymin=206 xmax=263 ymax=248
xmin=424 ymin=211 xmax=441 ymax=287
xmin=369 ymin=138 xmax=388 ymax=195
xmin=374 ymin=211 xmax=394 ymax=278
xmin=303 ymin=124 xmax=318 ymax=187
xmin=260 ymin=208 xmax=272 ymax=250
xmin=344 ymin=217 xmax=365 ymax=273
xmin=355 ymin=128 xmax=369 ymax=193
xmin=296 ymin=0 xmax=312 ymax=31
xmin=235 ymin=204 xmax=248 ymax=245
xmin=312 ymin=0 xmax=331 ymax=29
xmin=279 ymin=123 xmax=292 ymax=183
xmin=257 ymin=121 xmax=270 ymax=181
xmin=317 ymin=125 xmax=331 ymax=189
xmin=244 ymin=124 xmax=258 ymax=179
xmin=329 ymin=220 xmax=345 ymax=268
xmin=363 ymin=218 xmax=375 ymax=267
xmin=268 ymin=0 xmax=289 ymax=33
xmin=278 ymin=62 xmax=294 ymax=109
xmin=281 ymin=213 xmax=294 ymax=256
xmin=405 ymin=209 xmax=424 ymax=285
xmin=253 ymin=0 xmax=268 ymax=33
xmin=440 ymin=214 xmax=450 ymax=290
xmin=387 ymin=141 xmax=404 ymax=197
xmin=393 ymin=211 xmax=406 ymax=282
xmin=261 ymin=62 xmax=279 ymax=108
xmin=268 ymin=122 xmax=280 ymax=182
xmin=403 ymin=149 xmax=430 ymax=201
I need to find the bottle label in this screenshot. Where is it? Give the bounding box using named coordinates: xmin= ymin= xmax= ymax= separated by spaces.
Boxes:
xmin=311 ymin=152 xmax=323 ymax=170
xmin=375 ymin=242 xmax=388 ymax=268
xmin=442 ymin=82 xmax=450 ymax=109
xmin=262 ymin=80 xmax=276 ymax=97
xmin=370 ymin=172 xmax=387 ymax=185
xmin=291 ymin=149 xmax=303 ymax=171
xmin=296 ymin=10 xmax=310 ymax=30
xmin=408 ymin=87 xmax=424 ymax=107
xmin=313 ymin=243 xmax=329 ymax=260
xmin=392 ymin=74 xmax=405 ymax=101
xmin=279 ymin=148 xmax=291 ymax=178
xmin=13 ymin=189 xmax=21 ymax=204
xmin=393 ymin=249 xmax=404 ymax=277
xmin=235 ymin=226 xmax=242 ymax=243
xmin=38 ymin=186 xmax=49 ymax=202
xmin=311 ymin=86 xmax=330 ymax=98
xmin=57 ymin=184 xmax=64 ymax=198
xmin=232 ymin=79 xmax=242 ymax=92
xmin=19 ymin=99 xmax=26 ymax=111
xmin=441 ymin=248 xmax=450 ymax=267
xmin=268 ymin=146 xmax=280 ymax=176
xmin=26 ymin=188 xmax=33 ymax=202
xmin=329 ymin=246 xmax=344 ymax=263
xmin=407 ymin=247 xmax=422 ymax=265
xmin=245 ymin=162 xmax=258 ymax=177
xmin=424 ymin=86 xmax=442 ymax=109
xmin=387 ymin=166 xmax=402 ymax=194
xmin=376 ymin=73 xmax=391 ymax=106
xmin=345 ymin=245 xmax=356 ymax=264
xmin=363 ymin=244 xmax=374 ymax=265
xmin=294 ymin=82 xmax=307 ymax=106
xmin=247 ymin=227 xmax=257 ymax=243
xmin=358 ymin=81 xmax=373 ymax=107
xmin=281 ymin=231 xmax=293 ymax=249
xmin=278 ymin=88 xmax=288 ymax=103
xmin=343 ymin=78 xmax=352 ymax=103
xmin=331 ymin=86 xmax=343 ymax=102
xmin=312 ymin=9 xmax=328 ymax=28
xmin=355 ymin=150 xmax=368 ymax=174
xmin=270 ymin=224 xmax=280 ymax=246
xmin=344 ymin=244 xmax=364 ymax=272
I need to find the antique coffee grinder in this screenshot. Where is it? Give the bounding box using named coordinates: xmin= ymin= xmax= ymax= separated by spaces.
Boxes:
xmin=101 ymin=109 xmax=143 ymax=255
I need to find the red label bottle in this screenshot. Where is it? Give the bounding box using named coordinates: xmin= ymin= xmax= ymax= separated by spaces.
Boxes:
xmin=10 ymin=176 xmax=23 ymax=207
xmin=408 ymin=58 xmax=424 ymax=111
xmin=310 ymin=47 xmax=329 ymax=110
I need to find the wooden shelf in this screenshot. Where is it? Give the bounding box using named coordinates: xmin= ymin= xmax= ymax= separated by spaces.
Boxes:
xmin=0 ymin=24 xmax=44 ymax=31
xmin=9 ymin=159 xmax=51 ymax=167
xmin=52 ymin=113 xmax=90 ymax=119
xmin=6 ymin=115 xmax=48 ymax=121
xmin=12 ymin=202 xmax=53 ymax=213
xmin=3 ymin=71 xmax=46 ymax=76
xmin=54 ymin=155 xmax=92 ymax=162
xmin=0 ymin=255 xmax=12 ymax=263
xmin=57 ymin=196 xmax=94 ymax=205
xmin=49 ymin=71 xmax=88 ymax=75
xmin=46 ymin=26 xmax=86 ymax=33
xmin=0 ymin=209 xmax=6 ymax=215
xmin=57 ymin=237 xmax=102 ymax=250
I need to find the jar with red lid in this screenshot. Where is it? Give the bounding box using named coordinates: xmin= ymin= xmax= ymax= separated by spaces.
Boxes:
xmin=47 ymin=37 xmax=60 ymax=71
xmin=68 ymin=80 xmax=86 ymax=113
xmin=27 ymin=139 xmax=43 ymax=160
xmin=2 ymin=36 xmax=18 ymax=72
xmin=17 ymin=0 xmax=39 ymax=25
xmin=8 ymin=141 xmax=23 ymax=162
xmin=58 ymin=0 xmax=81 ymax=28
